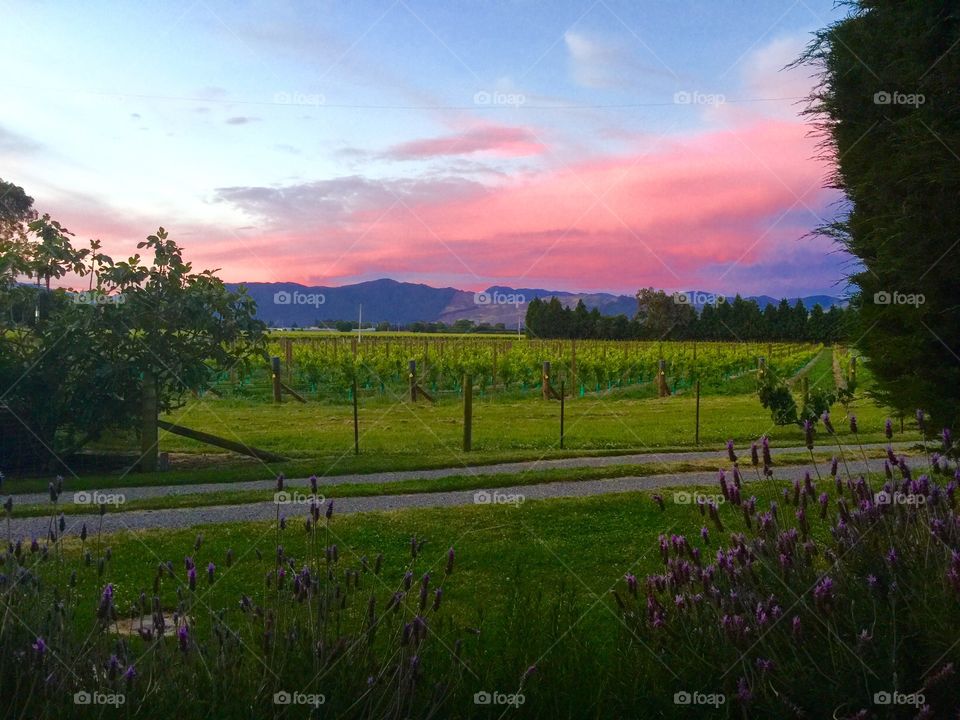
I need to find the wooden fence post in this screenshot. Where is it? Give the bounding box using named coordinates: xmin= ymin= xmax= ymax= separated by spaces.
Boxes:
xmin=560 ymin=380 xmax=565 ymax=449
xmin=352 ymin=376 xmax=359 ymax=455
xmin=409 ymin=360 xmax=417 ymax=402
xmin=271 ymin=356 xmax=282 ymax=403
xmin=695 ymin=380 xmax=701 ymax=445
xmin=463 ymin=373 xmax=472 ymax=452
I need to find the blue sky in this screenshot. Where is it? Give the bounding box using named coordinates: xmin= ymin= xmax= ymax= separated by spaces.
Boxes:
xmin=1 ymin=0 xmax=851 ymax=296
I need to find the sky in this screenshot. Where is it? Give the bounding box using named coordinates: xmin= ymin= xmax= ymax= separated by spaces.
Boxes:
xmin=1 ymin=0 xmax=855 ymax=297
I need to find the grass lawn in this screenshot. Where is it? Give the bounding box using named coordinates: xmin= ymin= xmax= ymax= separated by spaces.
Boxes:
xmin=28 ymin=352 xmax=899 ymax=493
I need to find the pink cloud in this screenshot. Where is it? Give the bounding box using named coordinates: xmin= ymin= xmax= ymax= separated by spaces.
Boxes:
xmin=42 ymin=116 xmax=841 ymax=296
xmin=382 ymin=125 xmax=546 ymax=160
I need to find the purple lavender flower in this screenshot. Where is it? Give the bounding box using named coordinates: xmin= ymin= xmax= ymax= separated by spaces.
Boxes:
xmin=916 ymin=409 xmax=926 ymax=432
xmin=178 ymin=625 xmax=189 ymax=652
xmin=803 ymin=420 xmax=814 ymax=450
xmin=276 ymin=474 xmax=284 ymax=492
xmin=700 ymin=526 xmax=709 ymax=545
xmin=726 ymin=440 xmax=737 ymax=463
xmin=762 ymin=436 xmax=772 ymax=466
xmin=830 ymin=456 xmax=839 ymax=477
xmin=207 ymin=562 xmax=215 ymax=584
xmin=822 ymin=411 xmax=834 ymax=434
xmin=625 ymin=573 xmax=638 ymax=595
xmin=943 ymin=428 xmax=953 ymax=453
xmin=123 ymin=665 xmax=136 ymax=683
xmin=849 ymin=414 xmax=858 ymax=434
xmin=309 ymin=474 xmax=318 ymax=494
xmin=736 ymin=677 xmax=752 ymax=704
xmin=651 ymin=493 xmax=665 ymax=511
xmin=446 ymin=547 xmax=455 ymax=575
xmin=750 ymin=442 xmax=759 ymax=467
xmin=885 ymin=418 xmax=893 ymax=439
xmin=32 ymin=637 xmax=46 ymax=657
xmin=188 ymin=566 xmax=197 ymax=591
xmin=325 ymin=500 xmax=334 ymax=520
xmin=433 ymin=587 xmax=443 ymax=611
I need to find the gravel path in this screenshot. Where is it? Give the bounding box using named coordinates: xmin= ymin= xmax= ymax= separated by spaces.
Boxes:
xmin=7 ymin=442 xmax=909 ymax=507
xmin=5 ymin=456 xmax=894 ymax=538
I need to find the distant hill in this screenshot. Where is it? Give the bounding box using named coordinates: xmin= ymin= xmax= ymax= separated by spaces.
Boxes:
xmin=226 ymin=279 xmax=847 ymax=327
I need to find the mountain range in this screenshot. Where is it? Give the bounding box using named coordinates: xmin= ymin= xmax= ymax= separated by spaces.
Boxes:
xmin=227 ymin=279 xmax=846 ymax=328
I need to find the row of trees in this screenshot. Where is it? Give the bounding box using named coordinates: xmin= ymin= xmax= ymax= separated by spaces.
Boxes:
xmin=525 ymin=290 xmax=853 ymax=342
xmin=0 ymin=179 xmax=265 ymax=472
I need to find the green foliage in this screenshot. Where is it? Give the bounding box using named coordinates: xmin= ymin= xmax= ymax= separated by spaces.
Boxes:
xmin=756 ymin=369 xmax=798 ymax=425
xmin=0 ymin=181 xmax=266 ymax=466
xmin=802 ymin=1 xmax=960 ymax=428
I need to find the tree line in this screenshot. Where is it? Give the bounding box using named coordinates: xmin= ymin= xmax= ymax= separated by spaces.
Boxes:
xmin=525 ymin=289 xmax=853 ymax=342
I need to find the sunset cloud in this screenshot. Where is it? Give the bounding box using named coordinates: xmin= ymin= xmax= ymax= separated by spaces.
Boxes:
xmin=381 ymin=125 xmax=546 ymax=160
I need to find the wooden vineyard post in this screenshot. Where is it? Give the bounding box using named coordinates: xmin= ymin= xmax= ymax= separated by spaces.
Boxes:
xmin=352 ymin=376 xmax=360 ymax=455
xmin=271 ymin=357 xmax=282 ymax=403
xmin=560 ymin=381 xmax=565 ymax=449
xmin=409 ymin=360 xmax=417 ymax=402
xmin=657 ymin=359 xmax=670 ymax=397
xmin=695 ymin=380 xmax=701 ymax=445
xmin=542 ymin=361 xmax=551 ymax=400
xmin=758 ymin=356 xmax=766 ymax=380
xmin=571 ymin=339 xmax=577 ymax=398
xmin=284 ymin=338 xmax=293 ymax=380
xmin=463 ymin=373 xmax=472 ymax=452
